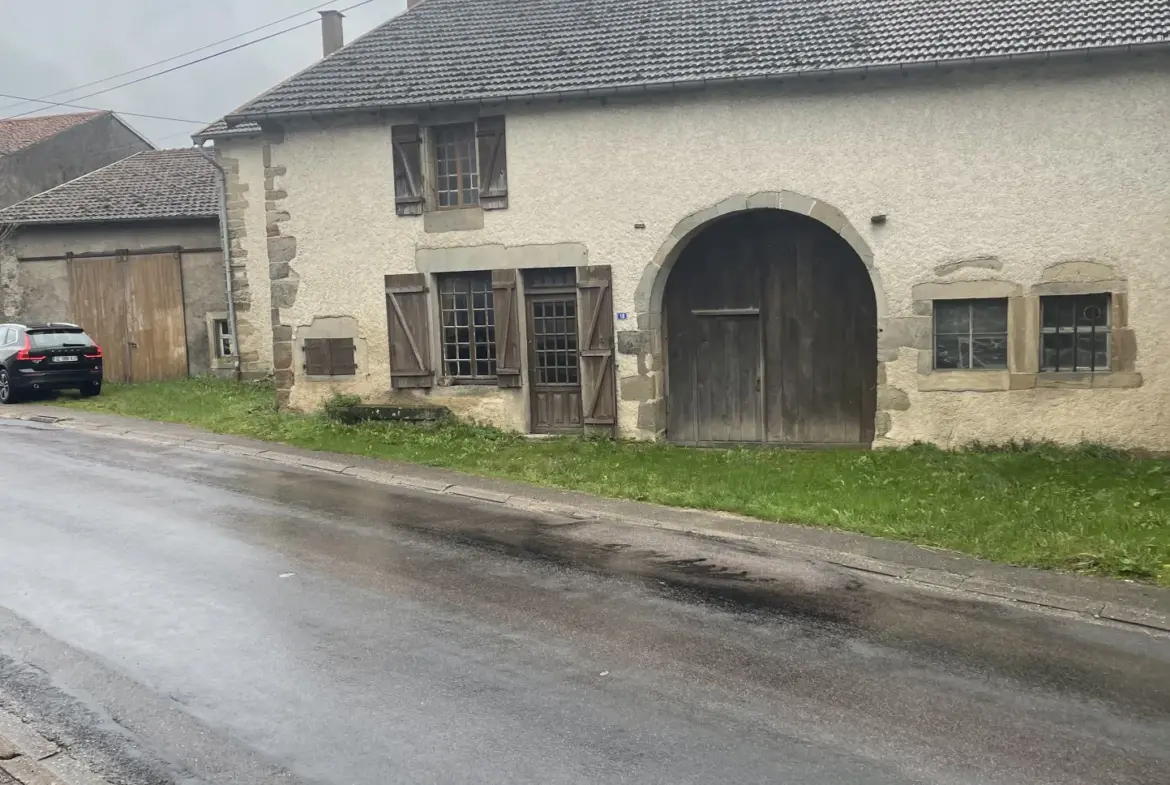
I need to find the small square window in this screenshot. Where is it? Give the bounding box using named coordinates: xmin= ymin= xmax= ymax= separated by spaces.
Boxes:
xmin=1040 ymin=294 xmax=1110 ymax=372
xmin=933 ymin=299 xmax=1008 ymax=370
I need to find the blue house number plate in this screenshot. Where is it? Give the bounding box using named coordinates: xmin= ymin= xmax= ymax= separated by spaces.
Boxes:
xmin=616 ymin=312 xmax=629 ymax=321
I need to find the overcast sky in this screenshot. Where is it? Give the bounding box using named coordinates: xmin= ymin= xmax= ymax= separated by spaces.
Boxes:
xmin=0 ymin=0 xmax=406 ymax=146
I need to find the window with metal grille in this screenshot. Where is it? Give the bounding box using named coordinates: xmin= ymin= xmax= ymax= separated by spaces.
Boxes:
xmin=933 ymin=299 xmax=1008 ymax=370
xmin=531 ymin=298 xmax=580 ymax=385
xmin=1041 ymin=294 xmax=1110 ymax=372
xmin=439 ymin=273 xmax=496 ymax=379
xmin=434 ymin=123 xmax=479 ymax=209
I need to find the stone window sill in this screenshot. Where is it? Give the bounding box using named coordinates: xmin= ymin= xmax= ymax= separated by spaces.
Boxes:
xmin=423 ymin=205 xmax=484 ymax=234
xmin=919 ymin=370 xmax=1142 ymax=392
xmin=918 ymin=370 xmax=1013 ymax=392
xmin=1032 ymin=371 xmax=1142 ymax=389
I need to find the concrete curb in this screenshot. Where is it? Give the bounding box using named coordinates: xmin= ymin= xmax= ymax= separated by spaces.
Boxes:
xmin=0 ymin=709 xmax=108 ymax=785
xmin=5 ymin=409 xmax=1169 ymax=635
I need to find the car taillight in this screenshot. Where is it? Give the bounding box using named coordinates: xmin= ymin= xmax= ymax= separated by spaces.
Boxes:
xmin=84 ymin=345 xmax=103 ymax=360
xmin=15 ymin=336 xmax=45 ymax=362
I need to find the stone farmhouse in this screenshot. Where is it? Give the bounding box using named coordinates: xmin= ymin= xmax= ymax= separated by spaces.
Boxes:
xmin=195 ymin=0 xmax=1170 ymax=449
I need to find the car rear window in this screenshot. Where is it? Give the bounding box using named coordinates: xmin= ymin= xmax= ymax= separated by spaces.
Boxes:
xmin=29 ymin=330 xmax=95 ymax=349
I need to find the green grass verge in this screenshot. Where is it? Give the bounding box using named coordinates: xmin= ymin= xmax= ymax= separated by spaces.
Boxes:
xmin=55 ymin=377 xmax=1170 ymax=586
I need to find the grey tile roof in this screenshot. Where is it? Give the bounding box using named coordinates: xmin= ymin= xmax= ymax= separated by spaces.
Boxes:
xmin=0 ymin=149 xmax=218 ymax=225
xmin=192 ymin=118 xmax=262 ymax=143
xmin=223 ymin=0 xmax=1170 ymax=123
xmin=0 ymin=111 xmax=105 ymax=157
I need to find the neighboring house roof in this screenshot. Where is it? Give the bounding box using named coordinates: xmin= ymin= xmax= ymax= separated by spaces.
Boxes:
xmin=0 ymin=148 xmax=218 ymax=225
xmin=217 ymin=0 xmax=1170 ymax=127
xmin=0 ymin=111 xmax=107 ymax=157
xmin=193 ymin=118 xmax=262 ymax=143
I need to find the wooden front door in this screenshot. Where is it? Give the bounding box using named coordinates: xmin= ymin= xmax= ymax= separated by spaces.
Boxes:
xmin=68 ymin=252 xmax=188 ymax=383
xmin=665 ymin=211 xmax=877 ymax=446
xmin=527 ymin=294 xmax=583 ymax=433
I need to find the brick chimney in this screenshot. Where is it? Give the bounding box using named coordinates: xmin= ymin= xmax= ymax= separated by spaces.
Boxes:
xmin=319 ymin=10 xmax=344 ymax=56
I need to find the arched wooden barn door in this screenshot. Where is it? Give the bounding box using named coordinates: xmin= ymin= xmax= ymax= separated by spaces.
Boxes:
xmin=664 ymin=210 xmax=877 ymax=446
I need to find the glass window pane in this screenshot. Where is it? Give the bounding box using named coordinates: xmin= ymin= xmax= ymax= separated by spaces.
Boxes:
xmin=1057 ymin=332 xmax=1075 ymax=370
xmin=934 ymin=336 xmax=962 ymax=369
xmin=1041 ymin=333 xmax=1060 ymax=371
xmin=934 ymin=301 xmax=969 ymax=335
xmin=970 ymin=335 xmax=1007 ymax=369
xmin=1080 ymin=295 xmax=1109 ymax=327
xmin=971 ymin=300 xmax=1007 ymax=333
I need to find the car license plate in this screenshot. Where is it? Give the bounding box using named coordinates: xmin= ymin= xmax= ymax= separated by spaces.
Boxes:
xmin=52 ymin=355 xmax=78 ymax=363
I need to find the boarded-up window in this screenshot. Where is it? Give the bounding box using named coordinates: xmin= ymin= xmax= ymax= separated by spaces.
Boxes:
xmin=476 ymin=116 xmax=508 ymax=210
xmin=392 ymin=124 xmax=425 ymax=216
xmin=303 ymin=338 xmax=357 ymax=376
xmin=386 ymin=273 xmax=434 ymax=388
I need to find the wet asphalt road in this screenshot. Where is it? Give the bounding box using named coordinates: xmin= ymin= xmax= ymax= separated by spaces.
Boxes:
xmin=0 ymin=420 xmax=1167 ymax=785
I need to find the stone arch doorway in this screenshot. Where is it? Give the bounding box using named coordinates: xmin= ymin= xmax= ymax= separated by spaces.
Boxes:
xmin=662 ymin=208 xmax=877 ymax=446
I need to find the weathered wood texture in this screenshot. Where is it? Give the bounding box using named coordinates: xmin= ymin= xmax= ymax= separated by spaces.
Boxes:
xmin=68 ymin=252 xmax=188 ymax=383
xmin=492 ymin=268 xmax=522 ymax=388
xmin=577 ymin=265 xmax=617 ymax=435
xmin=665 ymin=211 xmax=876 ymax=446
xmin=385 ymin=273 xmax=434 ymax=388
xmin=127 ymin=253 xmax=188 ymax=383
xmin=68 ymin=254 xmax=129 ymax=383
xmin=476 ymin=115 xmax=508 ymax=210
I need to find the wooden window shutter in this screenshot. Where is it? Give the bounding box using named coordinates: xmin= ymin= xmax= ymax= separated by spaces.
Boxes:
xmin=328 ymin=338 xmax=357 ymax=376
xmin=303 ymin=338 xmax=330 ymax=376
xmin=476 ymin=116 xmax=508 ymax=210
xmin=491 ymin=269 xmax=522 ymax=388
xmin=385 ymin=273 xmax=434 ymax=388
xmin=576 ymin=265 xmax=617 ymax=436
xmin=392 ymin=124 xmax=425 ymax=216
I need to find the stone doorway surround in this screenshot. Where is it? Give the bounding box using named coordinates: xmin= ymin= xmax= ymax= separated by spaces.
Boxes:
xmin=624 ymin=191 xmax=907 ymax=443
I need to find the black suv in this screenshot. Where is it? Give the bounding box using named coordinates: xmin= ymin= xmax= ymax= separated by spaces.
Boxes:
xmin=0 ymin=322 xmax=103 ymax=404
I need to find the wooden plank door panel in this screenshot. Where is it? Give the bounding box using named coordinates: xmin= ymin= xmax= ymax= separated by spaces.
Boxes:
xmin=765 ymin=217 xmax=876 ymax=444
xmin=128 ymin=252 xmax=188 ymax=382
xmin=694 ymin=315 xmax=762 ymax=444
xmin=68 ymin=256 xmax=130 ymax=383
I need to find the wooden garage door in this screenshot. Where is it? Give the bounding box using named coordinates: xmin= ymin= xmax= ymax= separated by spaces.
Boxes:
xmin=127 ymin=253 xmax=188 ymax=381
xmin=68 ymin=252 xmax=187 ymax=383
xmin=69 ymin=256 xmax=130 ymax=383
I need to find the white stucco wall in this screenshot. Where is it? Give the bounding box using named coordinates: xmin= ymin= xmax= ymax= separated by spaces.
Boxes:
xmin=225 ymin=56 xmax=1170 ymax=448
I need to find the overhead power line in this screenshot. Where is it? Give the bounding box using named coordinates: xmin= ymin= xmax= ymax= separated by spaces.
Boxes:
xmin=0 ymin=0 xmax=344 ymax=114
xmin=1 ymin=0 xmax=385 ymax=122
xmin=0 ymin=93 xmax=209 ymax=125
